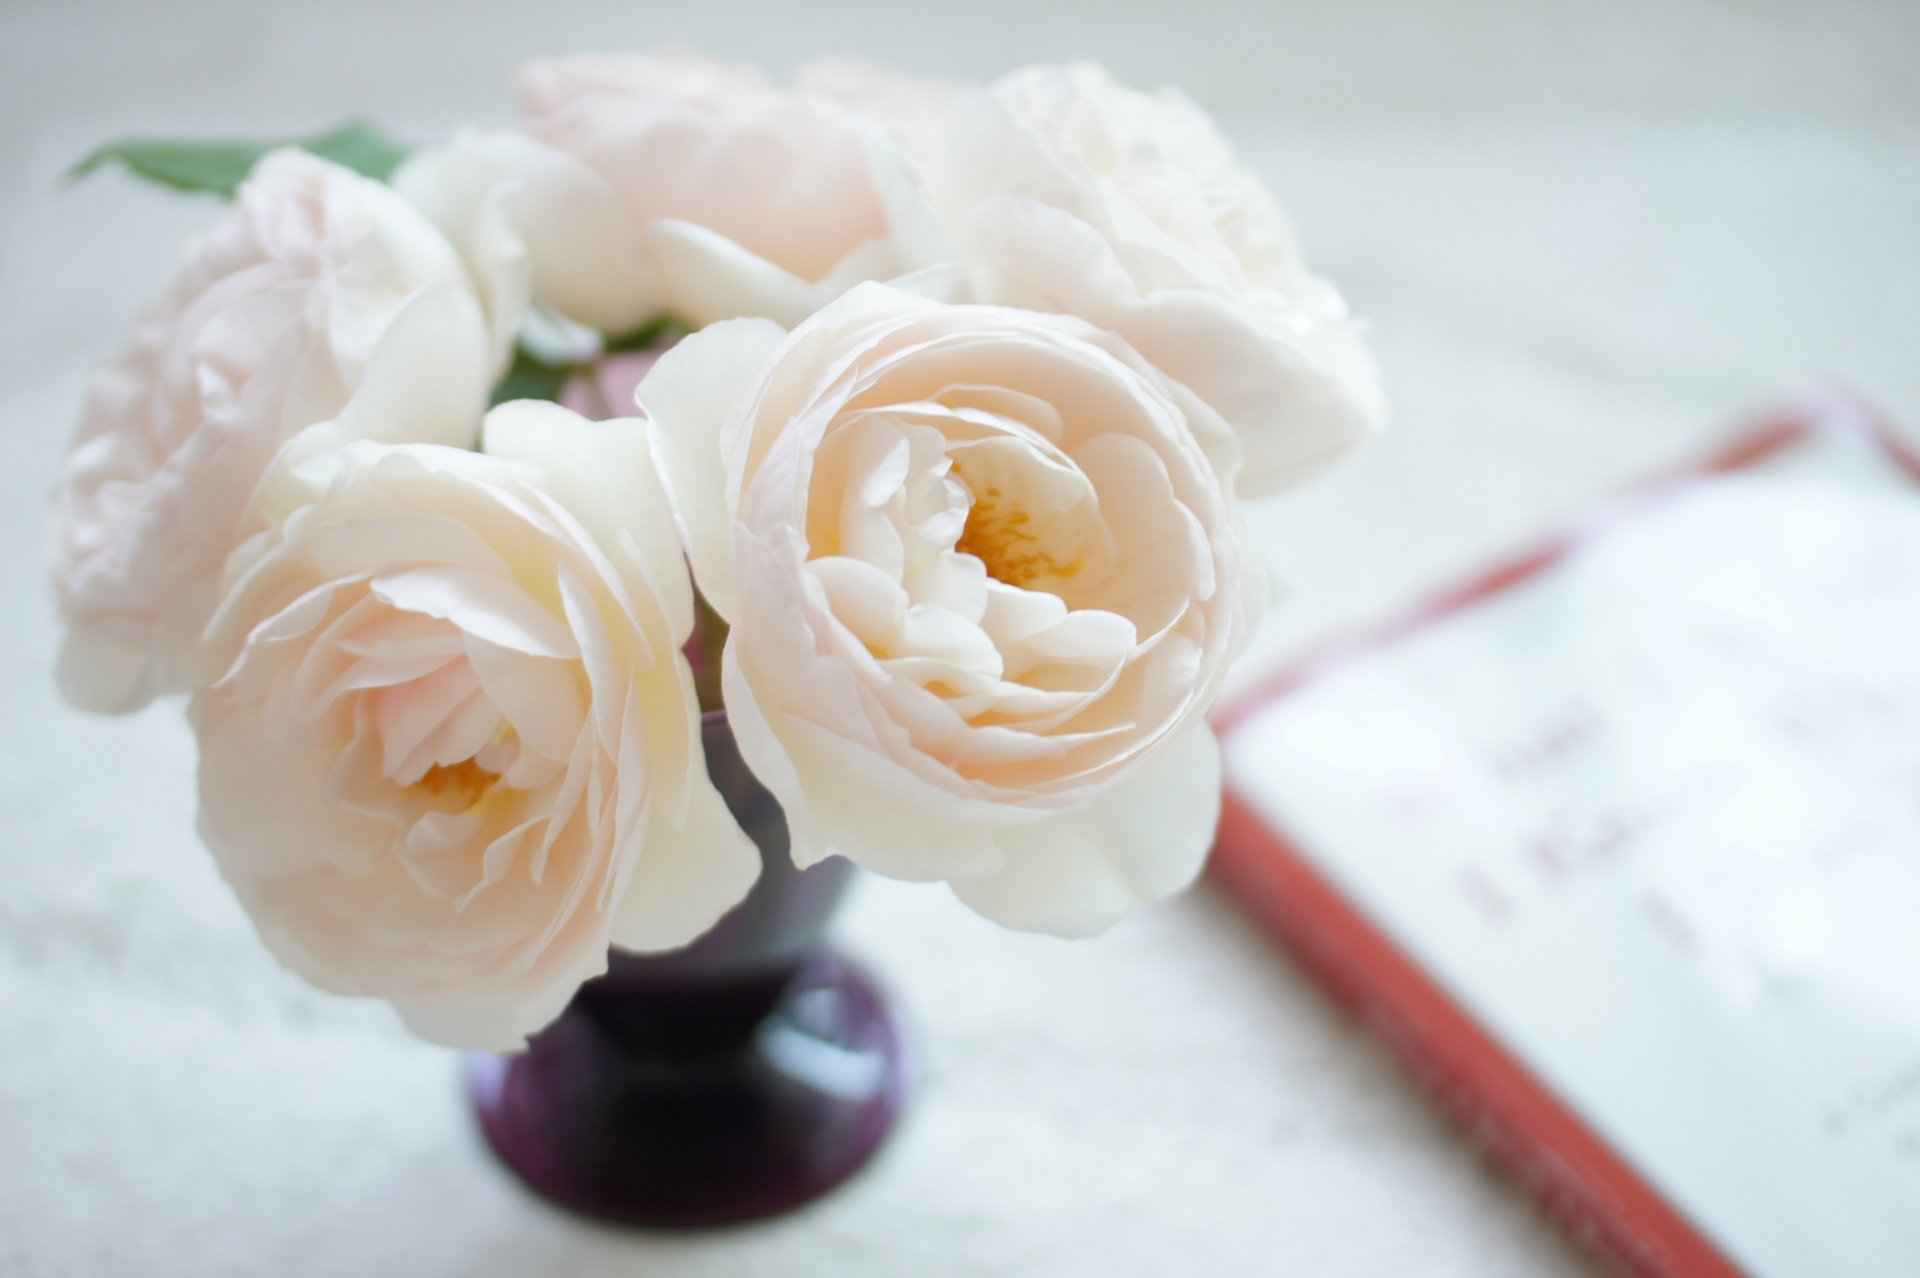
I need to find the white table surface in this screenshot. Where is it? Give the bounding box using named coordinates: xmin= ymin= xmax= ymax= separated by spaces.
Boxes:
xmin=2 ymin=2 xmax=1915 ymax=1275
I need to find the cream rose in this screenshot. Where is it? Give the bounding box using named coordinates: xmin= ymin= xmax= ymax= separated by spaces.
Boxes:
xmin=50 ymin=149 xmax=493 ymax=714
xmin=640 ymin=283 xmax=1264 ymax=937
xmin=927 ymin=62 xmax=1385 ymax=497
xmin=190 ymin=407 xmax=758 ymax=1049
xmin=395 ymin=51 xmax=941 ymax=335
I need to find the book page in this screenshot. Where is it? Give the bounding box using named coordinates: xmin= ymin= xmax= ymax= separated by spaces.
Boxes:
xmin=1225 ymin=425 xmax=1920 ymax=1278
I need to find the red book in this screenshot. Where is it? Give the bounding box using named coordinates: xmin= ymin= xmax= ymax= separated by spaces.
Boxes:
xmin=1210 ymin=391 xmax=1920 ymax=1278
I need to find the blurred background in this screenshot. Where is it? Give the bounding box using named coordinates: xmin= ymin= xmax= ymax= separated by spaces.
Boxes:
xmin=1 ymin=1 xmax=1915 ymax=1274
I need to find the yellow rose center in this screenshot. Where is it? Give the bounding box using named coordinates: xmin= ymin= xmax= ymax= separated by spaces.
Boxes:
xmin=417 ymin=758 xmax=500 ymax=811
xmin=956 ymin=484 xmax=1084 ymax=590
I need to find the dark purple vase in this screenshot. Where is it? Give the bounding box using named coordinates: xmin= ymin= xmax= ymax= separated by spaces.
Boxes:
xmin=466 ymin=712 xmax=910 ymax=1229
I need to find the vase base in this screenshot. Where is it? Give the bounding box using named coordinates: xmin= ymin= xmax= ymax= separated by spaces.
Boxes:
xmin=467 ymin=952 xmax=908 ymax=1229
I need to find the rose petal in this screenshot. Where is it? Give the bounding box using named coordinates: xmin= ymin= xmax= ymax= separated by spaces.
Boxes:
xmin=636 ymin=317 xmax=788 ymax=622
xmin=950 ymin=725 xmax=1221 ymax=936
xmin=371 ymin=565 xmax=579 ymax=659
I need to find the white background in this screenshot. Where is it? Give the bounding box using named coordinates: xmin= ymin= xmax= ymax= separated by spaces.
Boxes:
xmin=1 ymin=1 xmax=1915 ymax=1274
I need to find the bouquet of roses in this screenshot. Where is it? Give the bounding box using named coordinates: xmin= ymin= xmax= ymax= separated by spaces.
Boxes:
xmin=50 ymin=53 xmax=1382 ymax=1051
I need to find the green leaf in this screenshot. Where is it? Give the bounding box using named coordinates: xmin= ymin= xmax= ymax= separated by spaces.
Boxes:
xmin=69 ymin=120 xmax=412 ymax=198
xmin=490 ymin=348 xmax=572 ymax=408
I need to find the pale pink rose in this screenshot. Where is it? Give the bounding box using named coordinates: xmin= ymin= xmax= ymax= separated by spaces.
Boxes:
xmin=641 ymin=283 xmax=1264 ymax=937
xmin=794 ymin=60 xmax=960 ymax=168
xmin=51 ymin=149 xmax=493 ymax=713
xmin=396 ymin=52 xmax=939 ymax=334
xmin=191 ymin=409 xmax=758 ymax=1049
xmin=928 ymin=62 xmax=1385 ymax=497
xmin=520 ymin=51 xmax=885 ymax=282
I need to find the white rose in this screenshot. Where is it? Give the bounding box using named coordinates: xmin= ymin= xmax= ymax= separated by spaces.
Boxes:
xmin=190 ymin=406 xmax=758 ymax=1049
xmin=641 ymin=283 xmax=1264 ymax=937
xmin=50 ymin=149 xmax=494 ymax=713
xmin=394 ymin=51 xmax=938 ymax=335
xmin=927 ymin=62 xmax=1385 ymax=496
